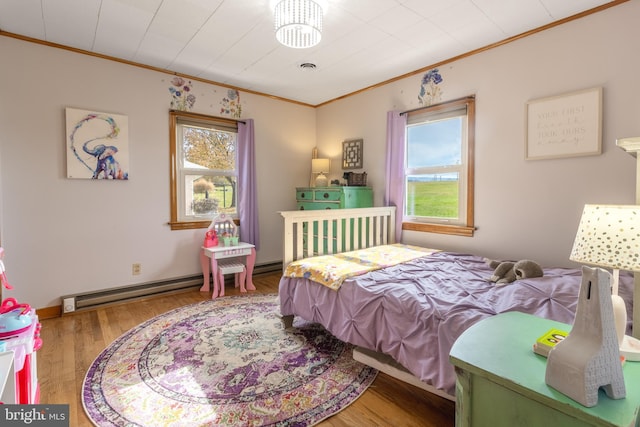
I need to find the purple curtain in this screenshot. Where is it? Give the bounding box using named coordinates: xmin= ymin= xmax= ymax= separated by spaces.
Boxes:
xmin=238 ymin=119 xmax=259 ymax=250
xmin=385 ymin=111 xmax=406 ymax=241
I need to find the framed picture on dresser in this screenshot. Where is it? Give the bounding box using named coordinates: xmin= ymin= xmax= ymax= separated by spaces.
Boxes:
xmin=342 ymin=139 xmax=363 ymax=169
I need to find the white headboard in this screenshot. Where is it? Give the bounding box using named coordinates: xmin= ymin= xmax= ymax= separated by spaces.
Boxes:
xmin=279 ymin=206 xmax=397 ymax=269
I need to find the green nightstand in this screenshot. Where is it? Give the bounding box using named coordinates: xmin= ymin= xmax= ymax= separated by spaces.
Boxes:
xmin=450 ymin=312 xmax=640 ymax=427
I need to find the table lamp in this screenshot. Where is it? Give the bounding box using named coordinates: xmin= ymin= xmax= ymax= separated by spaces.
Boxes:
xmin=570 ymin=204 xmax=640 ymax=361
xmin=312 ymin=158 xmax=330 ymax=187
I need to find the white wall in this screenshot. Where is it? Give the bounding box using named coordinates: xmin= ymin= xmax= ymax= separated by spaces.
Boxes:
xmin=0 ymin=37 xmax=315 ymax=309
xmin=316 ymin=2 xmax=639 ymax=267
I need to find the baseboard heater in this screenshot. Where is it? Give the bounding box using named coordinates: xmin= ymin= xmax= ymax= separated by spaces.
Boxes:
xmin=61 ymin=261 xmax=283 ymax=314
xmin=62 ymin=274 xmax=204 ymax=313
xmin=252 ymin=261 xmax=282 ymax=275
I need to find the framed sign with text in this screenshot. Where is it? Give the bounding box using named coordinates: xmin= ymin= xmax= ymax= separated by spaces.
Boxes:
xmin=525 ymin=87 xmax=602 ymax=160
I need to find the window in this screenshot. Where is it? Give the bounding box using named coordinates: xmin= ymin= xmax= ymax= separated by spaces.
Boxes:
xmin=169 ymin=111 xmax=239 ymax=231
xmin=403 ymin=97 xmax=475 ymax=236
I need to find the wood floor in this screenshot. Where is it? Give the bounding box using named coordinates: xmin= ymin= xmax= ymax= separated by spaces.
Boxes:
xmin=37 ymin=272 xmax=455 ymax=426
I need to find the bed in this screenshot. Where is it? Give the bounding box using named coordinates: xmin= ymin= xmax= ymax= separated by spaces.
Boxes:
xmin=278 ymin=207 xmax=635 ymax=399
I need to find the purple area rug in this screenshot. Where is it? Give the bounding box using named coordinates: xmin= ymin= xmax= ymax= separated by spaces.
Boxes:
xmin=82 ymin=294 xmax=377 ymax=426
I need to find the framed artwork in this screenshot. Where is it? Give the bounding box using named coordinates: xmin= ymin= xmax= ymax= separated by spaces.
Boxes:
xmin=65 ymin=107 xmax=130 ymax=179
xmin=342 ymin=139 xmax=363 ymax=169
xmin=525 ymin=87 xmax=602 ymax=160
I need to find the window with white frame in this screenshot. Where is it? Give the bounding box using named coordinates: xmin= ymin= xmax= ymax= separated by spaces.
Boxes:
xmin=404 ymin=97 xmax=475 ymax=236
xmin=169 ymin=111 xmax=239 ymax=230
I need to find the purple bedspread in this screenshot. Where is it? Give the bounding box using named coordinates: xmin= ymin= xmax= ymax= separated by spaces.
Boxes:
xmin=279 ymin=251 xmax=634 ymax=396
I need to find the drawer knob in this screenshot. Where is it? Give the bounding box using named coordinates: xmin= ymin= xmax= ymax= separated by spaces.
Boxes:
xmin=323 ymin=192 xmax=329 ymax=199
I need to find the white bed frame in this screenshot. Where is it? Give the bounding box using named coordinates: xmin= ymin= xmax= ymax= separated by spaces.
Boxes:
xmin=280 ymin=206 xmax=397 ymax=267
xmin=279 ymin=206 xmax=455 ymax=401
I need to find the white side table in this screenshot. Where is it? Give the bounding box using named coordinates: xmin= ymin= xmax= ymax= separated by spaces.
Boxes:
xmin=200 ymin=242 xmax=256 ymax=298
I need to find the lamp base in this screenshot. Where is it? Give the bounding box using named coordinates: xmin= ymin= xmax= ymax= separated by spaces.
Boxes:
xmin=621 ymin=335 xmax=640 ymax=362
xmin=315 ymin=173 xmax=328 ymax=187
xmin=610 ymin=293 xmax=640 ymax=361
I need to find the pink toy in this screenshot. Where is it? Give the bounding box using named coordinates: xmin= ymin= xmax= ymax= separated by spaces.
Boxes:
xmin=0 ymin=247 xmax=42 ymax=404
xmin=0 ymin=298 xmax=32 ymax=338
xmin=204 ymin=230 xmax=218 ymax=247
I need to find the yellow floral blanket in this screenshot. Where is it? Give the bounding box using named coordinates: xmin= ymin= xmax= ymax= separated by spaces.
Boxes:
xmin=284 ymin=244 xmax=439 ymax=290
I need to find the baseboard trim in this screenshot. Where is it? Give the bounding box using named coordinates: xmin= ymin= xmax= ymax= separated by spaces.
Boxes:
xmin=36 ymin=305 xmax=61 ymax=320
xmin=37 ymin=261 xmax=284 ymax=320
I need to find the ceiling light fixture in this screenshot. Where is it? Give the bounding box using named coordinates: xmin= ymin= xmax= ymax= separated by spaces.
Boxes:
xmin=274 ymin=0 xmax=323 ymax=49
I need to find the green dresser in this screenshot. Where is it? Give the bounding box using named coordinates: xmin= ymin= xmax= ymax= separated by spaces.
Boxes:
xmin=295 ymin=186 xmax=373 ymax=210
xmin=296 ymin=187 xmax=373 ymax=255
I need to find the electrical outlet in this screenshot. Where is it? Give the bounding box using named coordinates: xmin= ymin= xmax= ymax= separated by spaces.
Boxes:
xmin=63 ymin=297 xmax=75 ymax=313
xmin=132 ymin=263 xmax=141 ymax=275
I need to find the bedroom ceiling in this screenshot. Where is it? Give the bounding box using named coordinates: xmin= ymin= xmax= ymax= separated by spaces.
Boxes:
xmin=0 ymin=0 xmax=620 ymax=106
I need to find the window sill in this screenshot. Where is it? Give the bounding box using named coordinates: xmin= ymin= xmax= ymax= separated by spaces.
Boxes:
xmin=402 ymin=221 xmax=475 ymax=237
xmin=169 ymin=221 xmax=211 ymax=231
xmin=169 ymin=218 xmax=240 ymax=231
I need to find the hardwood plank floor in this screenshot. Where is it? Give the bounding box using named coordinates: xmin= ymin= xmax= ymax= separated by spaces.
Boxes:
xmin=37 ymin=272 xmax=455 ymax=426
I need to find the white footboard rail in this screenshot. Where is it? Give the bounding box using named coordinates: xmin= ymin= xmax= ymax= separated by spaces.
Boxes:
xmin=279 ymin=206 xmax=397 ymax=269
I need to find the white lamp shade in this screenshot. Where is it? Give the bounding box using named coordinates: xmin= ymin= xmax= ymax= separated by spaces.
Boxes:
xmin=570 ymin=204 xmax=640 ymax=271
xmin=311 ymin=158 xmax=330 ymax=174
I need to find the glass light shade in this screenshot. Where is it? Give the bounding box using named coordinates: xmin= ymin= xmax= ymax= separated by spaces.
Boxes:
xmin=311 ymin=158 xmax=330 ymax=174
xmin=570 ymin=204 xmax=640 ymax=271
xmin=274 ymin=0 xmax=323 ymax=49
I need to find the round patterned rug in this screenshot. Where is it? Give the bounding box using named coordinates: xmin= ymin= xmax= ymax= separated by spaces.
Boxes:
xmin=82 ymin=294 xmax=377 ymax=426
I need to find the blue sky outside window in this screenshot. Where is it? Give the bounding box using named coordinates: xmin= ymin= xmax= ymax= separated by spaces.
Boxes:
xmin=407 ymin=117 xmax=462 ymax=169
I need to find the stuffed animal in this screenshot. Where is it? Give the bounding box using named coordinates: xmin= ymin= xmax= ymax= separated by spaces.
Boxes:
xmin=487 ymin=260 xmax=516 ymax=284
xmin=486 ymin=258 xmax=543 ymax=286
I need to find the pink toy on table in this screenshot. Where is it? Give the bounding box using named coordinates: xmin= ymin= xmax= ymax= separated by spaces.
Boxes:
xmin=204 ymin=230 xmax=218 ymax=248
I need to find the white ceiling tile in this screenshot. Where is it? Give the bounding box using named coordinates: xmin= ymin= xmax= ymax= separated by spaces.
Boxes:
xmin=134 ymin=34 xmax=184 ymax=68
xmin=42 ymin=0 xmax=101 ymax=51
xmin=402 ymin=0 xmax=468 ymax=19
xmin=451 ymin=18 xmax=506 ymax=51
xmin=472 ymin=0 xmax=551 ymax=35
xmin=394 ymin=17 xmax=451 ymax=47
xmin=369 ymin=4 xmax=424 ymax=35
xmin=93 ymin=0 xmax=162 ymax=59
xmin=143 ymin=0 xmax=214 ymax=45
xmin=430 ymin=1 xmax=488 ymax=33
xmin=172 ymin=0 xmax=272 ymax=72
xmin=540 ymin=0 xmax=615 ymax=20
xmin=0 ymin=0 xmax=45 ymax=39
xmin=319 ymin=4 xmax=372 ymax=44
xmin=331 ymin=0 xmax=397 ymax=23
xmin=317 ymin=24 xmax=390 ymax=68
